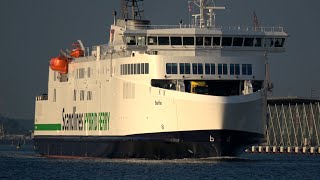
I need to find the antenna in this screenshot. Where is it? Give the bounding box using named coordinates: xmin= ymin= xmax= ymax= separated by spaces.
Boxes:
xmin=121 ymin=0 xmax=145 ymax=20
xmin=253 ymin=11 xmax=260 ymax=31
xmin=189 ymin=0 xmax=225 ymax=28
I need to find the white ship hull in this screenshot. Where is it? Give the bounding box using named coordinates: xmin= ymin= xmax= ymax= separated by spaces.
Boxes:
xmin=34 ymin=77 xmax=267 ymax=158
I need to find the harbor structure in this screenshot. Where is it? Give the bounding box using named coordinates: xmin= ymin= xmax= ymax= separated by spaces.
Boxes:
xmin=248 ymin=97 xmax=320 ymax=154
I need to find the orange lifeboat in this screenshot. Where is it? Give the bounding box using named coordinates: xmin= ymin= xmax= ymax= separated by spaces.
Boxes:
xmin=70 ymin=42 xmax=84 ymax=58
xmin=49 ymin=56 xmax=68 ymax=74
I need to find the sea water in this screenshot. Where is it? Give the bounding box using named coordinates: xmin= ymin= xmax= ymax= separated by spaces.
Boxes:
xmin=0 ymin=144 xmax=320 ymax=179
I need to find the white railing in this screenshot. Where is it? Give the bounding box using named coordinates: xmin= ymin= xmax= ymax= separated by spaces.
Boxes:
xmin=36 ymin=94 xmax=48 ymax=101
xmin=223 ymin=26 xmax=285 ymax=33
xmin=125 ymin=24 xmax=285 ymax=32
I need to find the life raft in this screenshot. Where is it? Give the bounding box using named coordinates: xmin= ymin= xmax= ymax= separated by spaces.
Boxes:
xmin=49 ymin=56 xmax=68 ymax=74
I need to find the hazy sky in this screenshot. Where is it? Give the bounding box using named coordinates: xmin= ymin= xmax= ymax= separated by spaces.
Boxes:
xmin=0 ymin=0 xmax=319 ymax=119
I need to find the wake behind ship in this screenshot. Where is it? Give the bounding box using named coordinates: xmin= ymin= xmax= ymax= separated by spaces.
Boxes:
xmin=33 ymin=0 xmax=288 ymax=159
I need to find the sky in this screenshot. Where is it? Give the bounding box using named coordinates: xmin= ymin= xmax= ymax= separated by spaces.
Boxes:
xmin=0 ymin=0 xmax=319 ymax=119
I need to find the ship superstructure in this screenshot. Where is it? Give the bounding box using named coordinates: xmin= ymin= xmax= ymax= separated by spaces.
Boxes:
xmin=33 ymin=0 xmax=288 ymax=158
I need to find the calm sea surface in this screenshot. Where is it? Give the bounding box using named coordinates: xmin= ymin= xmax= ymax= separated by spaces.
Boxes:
xmin=0 ymin=144 xmax=320 ymax=180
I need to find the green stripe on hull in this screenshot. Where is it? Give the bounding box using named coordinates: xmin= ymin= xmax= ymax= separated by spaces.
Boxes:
xmin=35 ymin=124 xmax=61 ymax=131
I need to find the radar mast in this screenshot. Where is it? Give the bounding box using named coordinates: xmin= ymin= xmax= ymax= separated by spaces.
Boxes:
xmin=189 ymin=0 xmax=225 ymax=28
xmin=121 ymin=0 xmax=145 ymax=20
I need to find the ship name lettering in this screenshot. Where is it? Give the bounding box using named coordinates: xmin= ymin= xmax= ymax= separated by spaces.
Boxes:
xmin=62 ymin=107 xmax=84 ymax=131
xmin=155 ymin=100 xmax=162 ymax=105
xmin=209 ymin=135 xmax=215 ymax=142
xmin=62 ymin=107 xmax=111 ymax=131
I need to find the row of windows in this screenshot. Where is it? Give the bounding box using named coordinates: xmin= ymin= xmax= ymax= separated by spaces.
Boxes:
xmin=53 ymin=89 xmax=93 ymax=102
xmin=73 ymin=90 xmax=93 ymax=101
xmin=166 ymin=63 xmax=253 ymax=75
xmin=76 ymin=68 xmax=91 ymax=79
xmin=120 ymin=63 xmax=150 ymax=75
xmin=126 ymin=36 xmax=285 ymax=48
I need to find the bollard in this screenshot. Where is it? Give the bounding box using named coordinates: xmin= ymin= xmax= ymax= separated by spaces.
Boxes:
xmin=294 ymin=147 xmax=299 ymax=153
xmin=265 ymin=146 xmax=270 ymax=153
xmin=310 ymin=147 xmax=315 ymax=154
xmin=251 ymin=146 xmax=256 ymax=153
xmin=280 ymin=146 xmax=284 ymax=153
xmin=287 ymin=147 xmax=291 ymax=153
xmin=302 ymin=147 xmax=307 ymax=154
xmin=272 ymin=146 xmax=277 ymax=153
xmin=258 ymin=146 xmax=263 ymax=153
xmin=318 ymin=147 xmax=320 ymax=154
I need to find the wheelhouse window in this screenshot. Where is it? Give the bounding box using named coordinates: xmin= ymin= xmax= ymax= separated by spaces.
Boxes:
xmin=196 ymin=37 xmax=204 ymax=46
xmin=148 ymin=36 xmax=158 ymax=45
xmin=126 ymin=36 xmax=136 ymax=45
xmin=204 ymin=37 xmax=212 ymax=46
xmin=233 ymin=37 xmax=243 ymax=46
xmin=254 ymin=38 xmax=262 ymax=47
xmin=192 ymin=63 xmax=203 ymax=74
xmin=213 ymin=37 xmax=221 ymax=46
xmin=179 ymin=63 xmax=191 ymax=74
xmin=170 ymin=37 xmax=182 ymax=45
xmin=264 ymin=38 xmax=274 ymax=47
xmin=222 ymin=37 xmax=232 ymax=46
xmin=275 ymin=38 xmax=285 ymax=47
xmin=137 ymin=36 xmax=146 ymax=45
xmin=166 ymin=63 xmax=178 ymax=74
xmin=244 ymin=38 xmax=254 ymax=47
xmin=183 ymin=37 xmax=194 ymax=45
xmin=158 ymin=37 xmax=170 ymax=45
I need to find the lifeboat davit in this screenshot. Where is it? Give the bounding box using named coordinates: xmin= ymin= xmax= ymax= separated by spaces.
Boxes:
xmin=70 ymin=48 xmax=84 ymax=58
xmin=49 ymin=56 xmax=68 ymax=74
xmin=70 ymin=41 xmax=85 ymax=58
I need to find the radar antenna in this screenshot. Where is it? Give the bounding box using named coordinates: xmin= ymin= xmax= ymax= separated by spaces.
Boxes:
xmin=121 ymin=0 xmax=145 ymax=20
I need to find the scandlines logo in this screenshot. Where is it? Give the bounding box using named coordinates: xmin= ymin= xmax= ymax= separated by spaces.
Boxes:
xmin=62 ymin=107 xmax=111 ymax=131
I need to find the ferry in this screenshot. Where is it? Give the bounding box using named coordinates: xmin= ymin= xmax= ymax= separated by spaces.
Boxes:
xmin=33 ymin=0 xmax=288 ymax=159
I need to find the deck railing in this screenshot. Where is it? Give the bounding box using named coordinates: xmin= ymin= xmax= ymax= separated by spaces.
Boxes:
xmin=125 ymin=24 xmax=285 ymax=32
xmin=36 ymin=94 xmax=48 ymax=101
